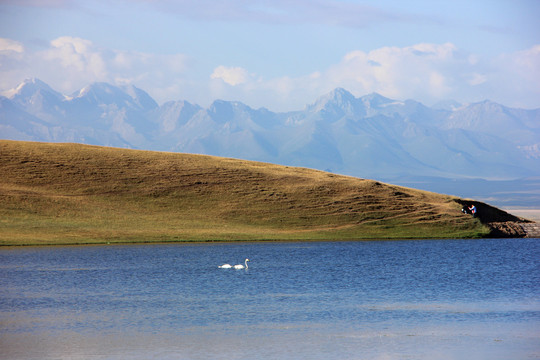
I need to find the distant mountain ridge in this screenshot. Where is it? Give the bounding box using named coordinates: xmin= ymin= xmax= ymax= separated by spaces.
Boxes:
xmin=1 ymin=79 xmax=539 ymax=206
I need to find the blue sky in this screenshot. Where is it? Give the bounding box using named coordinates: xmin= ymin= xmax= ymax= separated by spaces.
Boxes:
xmin=1 ymin=0 xmax=539 ymax=111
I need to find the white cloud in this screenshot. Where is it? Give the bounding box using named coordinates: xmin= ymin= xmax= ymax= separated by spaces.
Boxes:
xmin=0 ymin=37 xmax=539 ymax=111
xmin=468 ymin=73 xmax=487 ymax=86
xmin=210 ymin=66 xmax=250 ymax=86
xmin=0 ymin=36 xmax=189 ymax=103
xmin=0 ymin=38 xmax=24 ymax=53
xmin=324 ymin=43 xmax=460 ymax=101
xmin=484 ymin=45 xmax=540 ymax=108
xmin=236 ymin=42 xmax=540 ymax=110
xmin=0 ymin=38 xmax=27 ymax=91
xmin=213 ymin=43 xmax=462 ymax=109
xmin=45 ymin=36 xmax=106 ymax=77
xmin=494 ymin=45 xmax=540 ymax=85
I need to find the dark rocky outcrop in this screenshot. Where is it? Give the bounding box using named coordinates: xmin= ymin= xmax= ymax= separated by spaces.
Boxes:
xmin=455 ymin=199 xmax=533 ymax=238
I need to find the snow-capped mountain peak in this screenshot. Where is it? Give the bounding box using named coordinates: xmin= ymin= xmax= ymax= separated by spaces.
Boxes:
xmin=310 ymin=88 xmax=355 ymax=107
xmin=69 ymin=82 xmax=157 ymax=112
xmin=307 ymin=88 xmax=361 ymax=117
xmin=5 ymin=78 xmax=63 ymax=102
xmin=359 ymin=92 xmax=395 ymax=109
xmin=74 ymin=82 xmax=126 ymax=101
xmin=2 ymin=80 xmax=539 ymax=197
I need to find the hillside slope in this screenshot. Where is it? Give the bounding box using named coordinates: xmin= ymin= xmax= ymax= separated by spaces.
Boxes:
xmin=0 ymin=141 xmax=522 ymax=245
xmin=3 ymin=80 xmax=539 ymax=182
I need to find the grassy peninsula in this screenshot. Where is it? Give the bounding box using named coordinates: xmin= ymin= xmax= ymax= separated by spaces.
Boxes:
xmin=0 ymin=140 xmax=496 ymax=245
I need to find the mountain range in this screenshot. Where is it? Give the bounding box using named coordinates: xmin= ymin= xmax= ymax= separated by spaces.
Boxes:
xmin=1 ymin=78 xmax=539 ymax=207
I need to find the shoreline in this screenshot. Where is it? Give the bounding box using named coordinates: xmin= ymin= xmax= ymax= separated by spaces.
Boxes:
xmin=0 ymin=235 xmax=529 ymax=248
xmin=504 ymin=208 xmax=540 ymax=222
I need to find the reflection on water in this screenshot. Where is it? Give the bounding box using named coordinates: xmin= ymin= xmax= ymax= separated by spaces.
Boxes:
xmin=2 ymin=321 xmax=538 ymax=360
xmin=1 ymin=239 xmax=539 ymax=359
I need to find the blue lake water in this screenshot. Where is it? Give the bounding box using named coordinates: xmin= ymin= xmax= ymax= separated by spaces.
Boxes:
xmin=1 ymin=239 xmax=539 ymax=359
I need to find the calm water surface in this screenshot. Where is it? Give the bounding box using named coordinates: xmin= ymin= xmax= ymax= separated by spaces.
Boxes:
xmin=1 ymin=239 xmax=539 ymax=359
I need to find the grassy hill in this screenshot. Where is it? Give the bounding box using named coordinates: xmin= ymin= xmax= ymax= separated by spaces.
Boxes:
xmin=0 ymin=140 xmax=519 ymax=245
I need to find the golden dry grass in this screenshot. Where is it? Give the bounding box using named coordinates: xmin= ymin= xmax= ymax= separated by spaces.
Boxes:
xmin=0 ymin=140 xmax=489 ymax=245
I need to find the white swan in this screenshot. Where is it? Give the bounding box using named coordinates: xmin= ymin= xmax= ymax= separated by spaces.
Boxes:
xmin=218 ymin=264 xmax=232 ymax=268
xmin=234 ymin=259 xmax=250 ymax=269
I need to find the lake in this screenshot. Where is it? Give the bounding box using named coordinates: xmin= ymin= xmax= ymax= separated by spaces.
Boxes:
xmin=1 ymin=239 xmax=539 ymax=359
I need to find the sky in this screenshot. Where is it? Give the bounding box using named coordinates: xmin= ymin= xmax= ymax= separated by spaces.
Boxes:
xmin=0 ymin=0 xmax=539 ymax=111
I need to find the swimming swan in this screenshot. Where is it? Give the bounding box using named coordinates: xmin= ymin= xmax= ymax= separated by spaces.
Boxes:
xmin=218 ymin=264 xmax=232 ymax=268
xmin=233 ymin=259 xmax=250 ymax=269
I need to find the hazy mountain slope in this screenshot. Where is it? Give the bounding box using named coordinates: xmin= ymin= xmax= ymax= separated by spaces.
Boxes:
xmin=0 ymin=96 xmax=55 ymax=141
xmin=1 ymin=79 xmax=539 ymax=207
